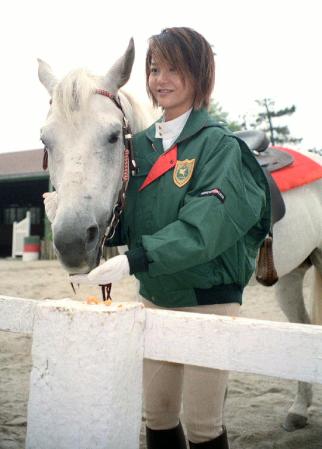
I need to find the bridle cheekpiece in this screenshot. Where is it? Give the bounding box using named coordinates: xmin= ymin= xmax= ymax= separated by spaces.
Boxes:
xmin=95 ymin=89 xmax=136 ymax=246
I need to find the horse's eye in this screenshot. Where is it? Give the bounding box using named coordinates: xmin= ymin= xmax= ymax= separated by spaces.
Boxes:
xmin=108 ymin=132 xmax=119 ymax=144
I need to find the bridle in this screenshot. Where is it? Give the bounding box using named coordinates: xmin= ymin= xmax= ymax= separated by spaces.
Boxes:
xmin=42 ymin=89 xmax=137 ymax=300
xmin=94 ymin=89 xmax=136 ymax=251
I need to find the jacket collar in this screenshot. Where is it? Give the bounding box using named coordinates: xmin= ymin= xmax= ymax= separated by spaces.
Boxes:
xmin=145 ymin=108 xmax=218 ymax=146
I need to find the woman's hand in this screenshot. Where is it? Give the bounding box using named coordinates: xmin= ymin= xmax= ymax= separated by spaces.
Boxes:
xmin=70 ymin=255 xmax=130 ymax=285
xmin=43 ymin=191 xmax=58 ymax=223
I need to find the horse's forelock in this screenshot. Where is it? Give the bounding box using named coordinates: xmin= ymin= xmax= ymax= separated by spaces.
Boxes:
xmin=52 ymin=69 xmax=99 ymax=122
xmin=51 ymin=69 xmax=156 ymax=131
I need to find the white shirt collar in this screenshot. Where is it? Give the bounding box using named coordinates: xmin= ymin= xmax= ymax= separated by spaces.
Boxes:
xmin=155 ymin=108 xmax=192 ymax=140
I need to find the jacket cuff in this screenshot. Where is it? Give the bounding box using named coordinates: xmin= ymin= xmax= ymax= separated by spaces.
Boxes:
xmin=125 ymin=246 xmax=149 ymax=274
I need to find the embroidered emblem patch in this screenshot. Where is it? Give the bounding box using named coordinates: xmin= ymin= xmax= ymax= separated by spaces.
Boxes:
xmin=199 ymin=188 xmax=225 ymax=203
xmin=173 ymin=159 xmax=195 ymax=188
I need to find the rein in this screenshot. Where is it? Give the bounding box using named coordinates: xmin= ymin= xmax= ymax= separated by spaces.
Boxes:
xmin=42 ymin=89 xmax=136 ymax=301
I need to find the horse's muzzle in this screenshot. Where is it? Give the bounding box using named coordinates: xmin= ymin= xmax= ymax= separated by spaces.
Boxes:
xmin=53 ymin=217 xmax=100 ymax=273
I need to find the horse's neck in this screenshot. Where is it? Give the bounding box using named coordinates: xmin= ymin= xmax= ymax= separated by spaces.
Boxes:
xmin=119 ymin=90 xmax=156 ymax=133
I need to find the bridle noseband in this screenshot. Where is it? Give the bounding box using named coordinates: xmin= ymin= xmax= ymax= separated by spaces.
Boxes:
xmin=42 ymin=89 xmax=137 ymax=300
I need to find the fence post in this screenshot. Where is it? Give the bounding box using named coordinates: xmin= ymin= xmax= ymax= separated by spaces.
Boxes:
xmin=12 ymin=211 xmax=31 ymax=258
xmin=25 ymin=299 xmax=145 ymax=449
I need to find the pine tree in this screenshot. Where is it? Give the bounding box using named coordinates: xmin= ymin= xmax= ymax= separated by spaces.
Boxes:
xmin=208 ymin=100 xmax=242 ymax=132
xmin=253 ymin=98 xmax=302 ymax=146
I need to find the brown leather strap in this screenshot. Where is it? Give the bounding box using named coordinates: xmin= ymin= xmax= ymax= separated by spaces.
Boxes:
xmin=256 ymin=234 xmax=278 ymax=286
xmin=96 ymin=89 xmax=136 ymax=174
xmin=262 ymin=168 xmax=286 ymax=225
xmin=100 ymin=283 xmax=112 ymax=301
xmin=94 ymin=89 xmax=136 ymax=253
xmin=43 ymin=147 xmax=48 ymax=170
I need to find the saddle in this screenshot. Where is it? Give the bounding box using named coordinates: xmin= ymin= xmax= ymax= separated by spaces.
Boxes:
xmin=235 ymin=130 xmax=294 ymax=172
xmin=235 ymin=130 xmax=293 ymax=286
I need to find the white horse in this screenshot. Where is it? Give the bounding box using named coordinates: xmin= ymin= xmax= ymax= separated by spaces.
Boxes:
xmin=271 ymin=176 xmax=322 ymax=430
xmin=38 ymin=39 xmax=322 ymax=432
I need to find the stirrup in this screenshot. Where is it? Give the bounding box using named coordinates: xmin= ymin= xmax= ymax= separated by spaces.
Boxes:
xmin=256 ymin=234 xmax=278 ymax=286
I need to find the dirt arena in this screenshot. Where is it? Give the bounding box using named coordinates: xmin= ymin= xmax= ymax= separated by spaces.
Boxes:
xmin=0 ymin=259 xmax=321 ymax=448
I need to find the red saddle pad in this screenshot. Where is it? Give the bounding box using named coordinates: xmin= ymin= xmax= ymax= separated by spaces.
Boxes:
xmin=271 ymin=147 xmax=322 ymax=192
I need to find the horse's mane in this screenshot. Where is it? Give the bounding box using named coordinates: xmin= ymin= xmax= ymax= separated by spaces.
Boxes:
xmin=52 ymin=68 xmax=156 ymax=132
xmin=119 ymin=90 xmax=157 ymax=132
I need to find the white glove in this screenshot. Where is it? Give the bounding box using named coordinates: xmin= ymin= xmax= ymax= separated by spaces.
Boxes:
xmin=70 ymin=255 xmax=130 ymax=285
xmin=43 ymin=191 xmax=58 ymax=223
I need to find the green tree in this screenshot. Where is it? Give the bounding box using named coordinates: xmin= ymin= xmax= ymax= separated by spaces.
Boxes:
xmin=208 ymin=100 xmax=243 ymax=132
xmin=252 ymin=98 xmax=302 ymax=146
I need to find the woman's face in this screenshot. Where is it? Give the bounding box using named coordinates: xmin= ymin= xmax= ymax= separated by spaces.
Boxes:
xmin=148 ymin=58 xmax=195 ymax=121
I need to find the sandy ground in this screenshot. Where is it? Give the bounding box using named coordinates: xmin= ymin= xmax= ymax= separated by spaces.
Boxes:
xmin=0 ymin=259 xmax=321 ymax=449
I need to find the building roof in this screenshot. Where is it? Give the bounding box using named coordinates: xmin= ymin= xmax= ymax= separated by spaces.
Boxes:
xmin=0 ymin=149 xmax=49 ymax=181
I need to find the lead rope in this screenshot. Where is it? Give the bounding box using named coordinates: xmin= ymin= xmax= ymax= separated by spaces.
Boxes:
xmin=100 ymin=283 xmax=112 ymax=301
xmin=98 ymin=146 xmax=130 ymax=301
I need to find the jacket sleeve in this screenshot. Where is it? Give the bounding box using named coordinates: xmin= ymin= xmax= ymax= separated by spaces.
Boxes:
xmin=126 ymin=135 xmax=269 ymax=276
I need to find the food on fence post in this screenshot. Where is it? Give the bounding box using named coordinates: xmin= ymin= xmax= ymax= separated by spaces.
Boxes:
xmin=85 ymin=295 xmax=112 ymax=306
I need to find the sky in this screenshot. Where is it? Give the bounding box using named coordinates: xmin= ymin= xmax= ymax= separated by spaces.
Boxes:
xmin=0 ymin=0 xmax=321 ymax=154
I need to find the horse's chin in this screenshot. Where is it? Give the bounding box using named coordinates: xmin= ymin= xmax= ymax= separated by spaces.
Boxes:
xmin=56 ymin=249 xmax=100 ymax=275
xmin=65 ymin=265 xmax=91 ymax=275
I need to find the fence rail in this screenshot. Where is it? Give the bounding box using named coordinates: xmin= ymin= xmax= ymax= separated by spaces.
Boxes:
xmin=1 ymin=295 xmax=322 ymax=449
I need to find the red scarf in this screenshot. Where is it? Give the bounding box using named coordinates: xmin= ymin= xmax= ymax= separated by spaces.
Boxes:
xmin=139 ymin=145 xmax=178 ymax=191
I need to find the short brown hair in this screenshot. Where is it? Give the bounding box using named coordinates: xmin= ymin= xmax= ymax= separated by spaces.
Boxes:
xmin=145 ymin=27 xmax=215 ymax=109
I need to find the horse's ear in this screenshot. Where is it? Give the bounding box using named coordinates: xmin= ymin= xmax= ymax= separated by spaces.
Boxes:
xmin=104 ymin=38 xmax=135 ymax=91
xmin=37 ymin=59 xmax=57 ymax=96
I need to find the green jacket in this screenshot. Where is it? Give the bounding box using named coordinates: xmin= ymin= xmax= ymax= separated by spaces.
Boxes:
xmin=114 ymin=108 xmax=271 ymax=308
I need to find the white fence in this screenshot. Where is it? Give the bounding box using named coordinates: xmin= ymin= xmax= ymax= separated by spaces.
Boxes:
xmin=11 ymin=211 xmax=31 ymax=257
xmin=1 ymin=295 xmax=322 ymax=449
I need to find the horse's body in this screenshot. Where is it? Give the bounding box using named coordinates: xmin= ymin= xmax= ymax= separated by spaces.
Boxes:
xmin=272 ymin=177 xmax=322 ymax=430
xmin=38 ymin=40 xmax=322 ymax=431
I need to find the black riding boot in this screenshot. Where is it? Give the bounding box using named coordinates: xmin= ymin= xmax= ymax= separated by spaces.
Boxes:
xmin=189 ymin=427 xmax=229 ymax=449
xmin=146 ymin=422 xmax=187 ymax=449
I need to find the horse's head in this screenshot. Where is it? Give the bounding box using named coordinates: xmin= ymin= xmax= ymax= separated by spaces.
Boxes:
xmin=38 ymin=40 xmax=140 ymax=273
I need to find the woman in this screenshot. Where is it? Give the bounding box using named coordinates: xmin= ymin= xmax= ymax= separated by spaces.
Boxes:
xmin=45 ymin=27 xmax=271 ymax=448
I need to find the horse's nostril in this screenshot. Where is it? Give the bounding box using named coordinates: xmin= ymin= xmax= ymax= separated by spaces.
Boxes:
xmin=86 ymin=225 xmax=98 ymax=245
